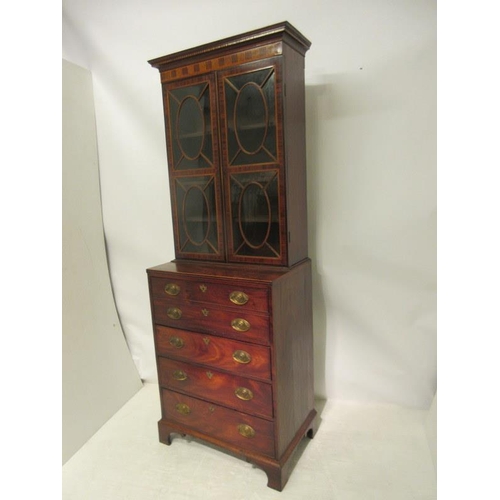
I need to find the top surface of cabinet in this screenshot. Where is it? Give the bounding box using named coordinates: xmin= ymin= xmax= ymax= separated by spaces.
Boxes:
xmin=149 ymin=22 xmax=310 ymax=267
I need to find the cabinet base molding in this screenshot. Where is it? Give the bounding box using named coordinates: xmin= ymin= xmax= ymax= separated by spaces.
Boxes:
xmin=158 ymin=408 xmax=317 ymax=491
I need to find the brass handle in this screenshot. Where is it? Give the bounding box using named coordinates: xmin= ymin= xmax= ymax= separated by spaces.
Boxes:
xmin=229 ymin=291 xmax=249 ymax=305
xmin=231 ymin=318 xmax=250 ymax=332
xmin=172 ymin=370 xmax=187 ymax=381
xmin=164 ymin=283 xmax=180 ymax=296
xmin=232 ymin=350 xmax=251 ymax=364
xmin=237 ymin=424 xmax=255 ymax=438
xmin=175 ymin=403 xmax=191 ymax=415
xmin=201 ymin=308 xmax=209 ymax=316
xmin=199 ymin=284 xmax=207 ymax=292
xmin=167 ymin=307 xmax=182 ymax=320
xmin=235 ymin=387 xmax=254 ymax=401
xmin=169 ymin=336 xmax=184 ymax=349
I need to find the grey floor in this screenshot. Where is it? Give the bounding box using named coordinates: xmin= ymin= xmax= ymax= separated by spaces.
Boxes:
xmin=62 ymin=384 xmax=436 ymax=499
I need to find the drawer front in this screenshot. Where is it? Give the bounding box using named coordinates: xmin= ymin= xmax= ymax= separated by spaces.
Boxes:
xmin=162 ymin=389 xmax=275 ymax=457
xmin=158 ymin=357 xmax=273 ymax=419
xmin=155 ymin=326 xmax=271 ymax=380
xmin=153 ymin=299 xmax=270 ymax=345
xmin=151 ymin=277 xmax=269 ymax=312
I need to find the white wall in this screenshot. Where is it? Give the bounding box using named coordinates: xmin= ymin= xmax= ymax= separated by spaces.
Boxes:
xmin=62 ymin=59 xmax=143 ymax=464
xmin=62 ymin=0 xmax=436 ymax=408
xmin=425 ymin=392 xmax=437 ymax=471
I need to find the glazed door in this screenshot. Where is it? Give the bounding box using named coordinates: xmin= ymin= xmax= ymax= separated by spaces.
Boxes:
xmin=163 ymin=74 xmax=225 ymax=260
xmin=218 ymin=59 xmax=287 ymax=265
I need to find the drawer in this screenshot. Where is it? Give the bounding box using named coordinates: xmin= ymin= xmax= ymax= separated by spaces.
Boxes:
xmin=162 ymin=389 xmax=275 ymax=457
xmin=150 ymin=276 xmax=269 ymax=312
xmin=155 ymin=326 xmax=271 ymax=380
xmin=158 ymin=357 xmax=273 ymax=419
xmin=153 ymin=299 xmax=270 ymax=345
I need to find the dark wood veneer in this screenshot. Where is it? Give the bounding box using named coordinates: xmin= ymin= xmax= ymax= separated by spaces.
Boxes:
xmin=155 ymin=325 xmax=272 ymax=380
xmin=148 ymin=259 xmax=293 ymax=282
xmin=148 ymin=22 xmax=311 ymax=72
xmin=153 ymin=298 xmax=270 ymax=345
xmin=158 ymin=357 xmax=273 ymax=419
xmin=150 ymin=275 xmax=269 ymax=312
xmin=147 ymin=22 xmax=314 ymax=492
xmin=282 ymin=43 xmax=309 ymax=265
xmin=162 ymin=389 xmax=275 ymax=456
xmin=272 ymin=259 xmax=314 ymax=456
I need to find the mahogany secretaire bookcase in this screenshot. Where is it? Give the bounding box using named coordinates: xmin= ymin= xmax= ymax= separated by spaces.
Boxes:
xmin=146 ymin=22 xmax=317 ymax=491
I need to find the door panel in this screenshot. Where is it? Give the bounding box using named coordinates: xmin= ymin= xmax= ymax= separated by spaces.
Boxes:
xmin=163 ymin=74 xmax=224 ymax=260
xmin=218 ymin=59 xmax=286 ymax=265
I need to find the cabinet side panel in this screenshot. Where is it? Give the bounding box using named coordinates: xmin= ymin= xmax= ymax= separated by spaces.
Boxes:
xmin=272 ymin=260 xmax=314 ymax=457
xmin=282 ymin=45 xmax=308 ymax=265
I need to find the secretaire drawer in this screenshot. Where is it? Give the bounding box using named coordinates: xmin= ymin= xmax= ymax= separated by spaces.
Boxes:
xmin=155 ymin=326 xmax=271 ymax=380
xmin=150 ymin=277 xmax=269 ymax=312
xmin=158 ymin=357 xmax=273 ymax=419
xmin=153 ymin=300 xmax=270 ymax=345
xmin=162 ymin=389 xmax=275 ymax=457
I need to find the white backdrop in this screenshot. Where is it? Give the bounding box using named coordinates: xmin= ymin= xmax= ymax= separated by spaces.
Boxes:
xmin=62 ymin=60 xmax=142 ymax=463
xmin=62 ymin=0 xmax=436 ymax=408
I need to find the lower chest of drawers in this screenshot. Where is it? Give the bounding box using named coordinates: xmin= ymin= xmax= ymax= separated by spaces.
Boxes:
xmin=147 ymin=260 xmax=316 ymax=491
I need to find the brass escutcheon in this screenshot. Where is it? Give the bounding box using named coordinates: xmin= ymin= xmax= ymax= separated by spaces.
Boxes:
xmin=167 ymin=307 xmax=182 ymax=320
xmin=232 ymin=350 xmax=251 ymax=364
xmin=199 ymin=284 xmax=207 ymax=292
xmin=169 ymin=336 xmax=184 ymax=349
xmin=202 ymin=337 xmax=210 ymax=345
xmin=229 ymin=291 xmax=249 ymax=306
xmin=201 ymin=308 xmax=209 ymax=317
xmin=172 ymin=370 xmax=187 ymax=381
xmin=231 ymin=318 xmax=250 ymax=332
xmin=164 ymin=283 xmax=180 ymax=296
xmin=208 ymin=405 xmax=215 ymax=413
xmin=235 ymin=387 xmax=254 ymax=401
xmin=206 ymin=371 xmax=213 ymax=379
xmin=237 ymin=424 xmax=255 ymax=438
xmin=175 ymin=403 xmax=191 ymax=415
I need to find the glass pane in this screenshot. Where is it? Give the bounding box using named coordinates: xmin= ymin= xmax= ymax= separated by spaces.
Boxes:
xmin=224 ymin=68 xmax=277 ymax=167
xmin=230 ymin=170 xmax=280 ymax=258
xmin=239 ymin=183 xmax=271 ymax=248
xmin=177 ymin=96 xmax=204 ymax=159
xmin=168 ymin=83 xmax=213 ymax=170
xmin=235 ymin=84 xmax=267 ymax=154
xmin=175 ymin=176 xmax=219 ymax=255
xmin=183 ymin=186 xmax=209 ymax=245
